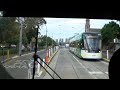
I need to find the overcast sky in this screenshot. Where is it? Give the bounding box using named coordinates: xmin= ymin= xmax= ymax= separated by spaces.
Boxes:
xmin=40 ymin=18 xmax=119 ymax=41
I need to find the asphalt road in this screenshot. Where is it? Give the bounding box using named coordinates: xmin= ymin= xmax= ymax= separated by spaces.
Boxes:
xmin=2 ymin=49 xmax=46 ymax=79
xmin=41 ymin=48 xmax=109 ymax=79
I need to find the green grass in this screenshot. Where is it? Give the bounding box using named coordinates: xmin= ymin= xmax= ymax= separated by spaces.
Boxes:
xmin=102 ymin=58 xmax=110 ymax=62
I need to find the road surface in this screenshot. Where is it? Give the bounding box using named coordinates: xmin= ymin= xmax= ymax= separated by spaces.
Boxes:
xmin=40 ymin=48 xmax=109 ymax=79
xmin=2 ymin=49 xmax=46 ymax=79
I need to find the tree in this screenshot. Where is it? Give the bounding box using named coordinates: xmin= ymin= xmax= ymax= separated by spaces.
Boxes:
xmin=38 ymin=35 xmax=56 ymax=48
xmin=101 ymin=21 xmax=120 ymax=48
xmin=0 ymin=17 xmax=19 ymax=46
xmin=0 ymin=17 xmax=46 ymax=52
xmin=23 ymin=17 xmax=46 ymax=44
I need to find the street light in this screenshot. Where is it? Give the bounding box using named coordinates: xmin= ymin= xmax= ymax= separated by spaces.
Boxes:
xmin=52 ymin=33 xmax=53 ymax=47
xmin=45 ymin=23 xmax=48 ymax=50
xmin=44 ymin=23 xmax=49 ymax=64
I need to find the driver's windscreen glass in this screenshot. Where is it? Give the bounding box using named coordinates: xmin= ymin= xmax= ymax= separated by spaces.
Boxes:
xmin=0 ymin=15 xmax=119 ymax=79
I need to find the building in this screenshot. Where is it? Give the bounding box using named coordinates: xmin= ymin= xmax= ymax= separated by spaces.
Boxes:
xmin=90 ymin=28 xmax=101 ymax=33
xmin=65 ymin=38 xmax=69 ymax=44
xmin=56 ymin=39 xmax=58 ymax=44
xmin=59 ymin=38 xmax=64 ymax=45
xmin=85 ymin=19 xmax=90 ymax=32
xmin=85 ymin=19 xmax=101 ymax=33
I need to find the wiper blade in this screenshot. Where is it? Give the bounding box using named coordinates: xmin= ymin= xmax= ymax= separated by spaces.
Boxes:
xmin=35 ymin=55 xmax=61 ymax=79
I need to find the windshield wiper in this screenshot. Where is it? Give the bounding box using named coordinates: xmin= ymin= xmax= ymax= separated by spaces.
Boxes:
xmin=32 ymin=25 xmax=61 ymax=79
xmin=34 ymin=55 xmax=61 ymax=79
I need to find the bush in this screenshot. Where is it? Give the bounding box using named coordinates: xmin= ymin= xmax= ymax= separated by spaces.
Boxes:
xmin=0 ymin=48 xmax=18 ymax=56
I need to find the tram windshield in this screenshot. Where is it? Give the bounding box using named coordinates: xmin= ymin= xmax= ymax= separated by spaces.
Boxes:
xmin=84 ymin=33 xmax=101 ymax=53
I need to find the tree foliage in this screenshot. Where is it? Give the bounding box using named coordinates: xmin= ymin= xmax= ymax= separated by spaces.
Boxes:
xmin=0 ymin=17 xmax=19 ymax=46
xmin=0 ymin=17 xmax=46 ymax=49
xmin=23 ymin=17 xmax=46 ymax=43
xmin=38 ymin=35 xmax=56 ymax=47
xmin=101 ymin=21 xmax=120 ymax=47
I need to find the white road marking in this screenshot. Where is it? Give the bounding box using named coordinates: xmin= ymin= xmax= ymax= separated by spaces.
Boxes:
xmin=105 ymin=72 xmax=108 ymax=74
xmin=21 ymin=53 xmax=33 ymax=56
xmin=12 ymin=56 xmax=19 ymax=59
xmin=89 ymin=71 xmax=104 ymax=75
xmin=70 ymin=52 xmax=98 ymax=79
xmin=72 ymin=55 xmax=86 ymax=69
xmin=38 ymin=71 xmax=43 ymax=77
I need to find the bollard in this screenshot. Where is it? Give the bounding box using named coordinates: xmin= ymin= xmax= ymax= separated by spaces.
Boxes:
xmin=51 ymin=48 xmax=52 ymax=55
xmin=45 ymin=50 xmax=49 ymax=63
xmin=28 ymin=64 xmax=32 ymax=79
xmin=49 ymin=49 xmax=51 ymax=57
xmin=37 ymin=58 xmax=41 ymax=75
xmin=28 ymin=60 xmax=32 ymax=79
xmin=7 ymin=49 xmax=10 ymax=59
xmin=107 ymin=50 xmax=109 ymax=60
xmin=42 ymin=58 xmax=45 ymax=67
xmin=2 ymin=48 xmax=4 ymax=63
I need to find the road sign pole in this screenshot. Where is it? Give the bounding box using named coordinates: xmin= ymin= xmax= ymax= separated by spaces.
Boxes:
xmin=107 ymin=50 xmax=109 ymax=60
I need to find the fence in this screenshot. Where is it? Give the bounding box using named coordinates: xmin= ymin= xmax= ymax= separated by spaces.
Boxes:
xmin=102 ymin=50 xmax=114 ymax=60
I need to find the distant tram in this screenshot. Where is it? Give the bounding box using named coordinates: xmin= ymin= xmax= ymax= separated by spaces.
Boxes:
xmin=69 ymin=32 xmax=102 ymax=59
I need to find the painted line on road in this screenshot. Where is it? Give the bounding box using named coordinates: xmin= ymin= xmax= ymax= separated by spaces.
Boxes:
xmin=21 ymin=52 xmax=34 ymax=56
xmin=35 ymin=49 xmax=59 ymax=79
xmin=48 ymin=50 xmax=58 ymax=63
xmin=105 ymin=72 xmax=108 ymax=75
xmin=70 ymin=52 xmax=97 ymax=79
xmin=12 ymin=56 xmax=19 ymax=59
xmin=89 ymin=71 xmax=104 ymax=75
xmin=72 ymin=55 xmax=86 ymax=69
xmin=36 ymin=71 xmax=43 ymax=77
xmin=39 ymin=71 xmax=43 ymax=76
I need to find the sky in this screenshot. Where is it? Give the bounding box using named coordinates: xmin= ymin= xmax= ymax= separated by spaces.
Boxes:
xmin=39 ymin=18 xmax=119 ymax=42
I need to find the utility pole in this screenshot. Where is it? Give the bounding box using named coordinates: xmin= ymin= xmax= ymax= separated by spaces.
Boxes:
xmin=19 ymin=17 xmax=23 ymax=56
xmin=45 ymin=23 xmax=49 ymax=64
xmin=52 ymin=33 xmax=53 ymax=47
xmin=45 ymin=24 xmax=47 ymax=50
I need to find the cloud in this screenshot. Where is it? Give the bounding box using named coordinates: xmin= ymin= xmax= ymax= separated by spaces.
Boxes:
xmin=90 ymin=19 xmax=118 ymax=28
xmin=64 ymin=18 xmax=85 ymax=24
xmin=44 ymin=18 xmax=86 ymax=26
xmin=41 ymin=18 xmax=118 ymax=40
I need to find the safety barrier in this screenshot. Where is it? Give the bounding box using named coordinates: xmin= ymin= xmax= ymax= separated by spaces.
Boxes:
xmin=27 ymin=46 xmax=59 ymax=79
